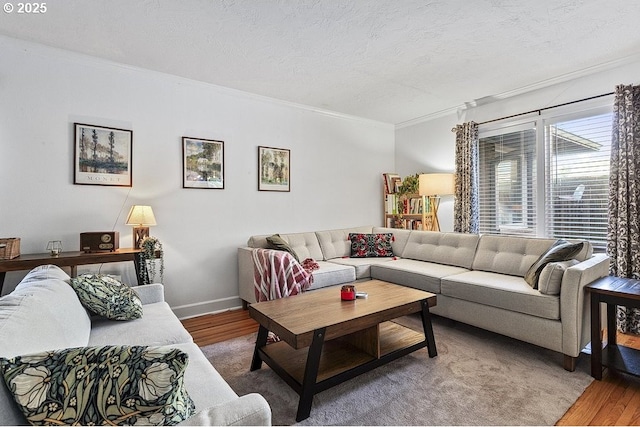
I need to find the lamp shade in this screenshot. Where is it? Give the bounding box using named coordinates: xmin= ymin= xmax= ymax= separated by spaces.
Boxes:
xmin=126 ymin=205 xmax=157 ymax=226
xmin=419 ymin=173 xmax=455 ymax=196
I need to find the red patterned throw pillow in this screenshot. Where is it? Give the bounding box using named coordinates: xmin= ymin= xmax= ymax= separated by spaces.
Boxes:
xmin=348 ymin=233 xmax=395 ymax=258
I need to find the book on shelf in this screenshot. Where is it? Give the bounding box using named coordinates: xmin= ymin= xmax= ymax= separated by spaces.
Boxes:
xmin=382 ymin=173 xmax=400 ymax=194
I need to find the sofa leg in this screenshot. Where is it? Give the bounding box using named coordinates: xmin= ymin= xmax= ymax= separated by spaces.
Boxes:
xmin=563 ymin=355 xmax=577 ymax=372
xmin=242 ymin=300 xmax=249 ymax=310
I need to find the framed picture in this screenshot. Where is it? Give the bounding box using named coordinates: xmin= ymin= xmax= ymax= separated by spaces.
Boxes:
xmin=74 ymin=123 xmax=132 ymax=187
xmin=258 ymin=146 xmax=290 ymax=192
xmin=182 ymin=137 xmax=224 ymax=189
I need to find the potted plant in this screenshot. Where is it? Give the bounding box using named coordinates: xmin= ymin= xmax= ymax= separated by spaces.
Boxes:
xmin=139 ymin=236 xmax=164 ymax=284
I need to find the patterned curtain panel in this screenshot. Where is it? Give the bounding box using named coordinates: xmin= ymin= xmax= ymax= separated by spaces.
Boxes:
xmin=607 ymin=83 xmax=640 ymax=334
xmin=453 ymin=122 xmax=480 ymax=234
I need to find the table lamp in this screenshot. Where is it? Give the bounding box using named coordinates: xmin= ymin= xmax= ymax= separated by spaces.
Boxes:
xmin=419 ymin=173 xmax=455 ymax=231
xmin=126 ymin=205 xmax=157 ymax=249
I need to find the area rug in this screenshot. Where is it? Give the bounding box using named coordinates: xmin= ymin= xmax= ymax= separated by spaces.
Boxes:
xmin=200 ymin=315 xmax=593 ymax=425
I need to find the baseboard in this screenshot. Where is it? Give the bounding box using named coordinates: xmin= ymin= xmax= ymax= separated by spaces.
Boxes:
xmin=172 ymin=296 xmax=242 ymax=320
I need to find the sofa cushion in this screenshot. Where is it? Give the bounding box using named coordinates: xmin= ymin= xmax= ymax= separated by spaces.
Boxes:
xmin=69 ymin=274 xmax=143 ymax=321
xmin=305 ymin=261 xmax=356 ymax=290
xmin=248 ymin=232 xmax=323 ymax=261
xmin=328 ymin=257 xmax=396 ymax=280
xmin=441 ymin=271 xmax=560 ymax=320
xmin=0 ymin=276 xmax=91 ymax=359
xmin=524 ymin=240 xmax=584 ymax=288
xmin=315 ymin=226 xmax=373 ymax=259
xmin=471 ymin=235 xmax=560 ymax=277
xmin=16 ymin=264 xmax=71 ymax=286
xmin=370 ymin=259 xmax=469 ymax=294
xmin=538 ymin=260 xmax=579 ymax=295
xmin=0 ymin=345 xmax=195 ymax=426
xmin=266 ymin=234 xmax=300 ymax=262
xmin=89 ymin=302 xmax=194 ymax=347
xmin=472 ymin=235 xmax=592 ymax=277
xmin=173 ymin=343 xmax=239 ymax=411
xmin=348 ymin=233 xmax=395 ymax=258
xmin=400 ymin=231 xmax=480 ymax=269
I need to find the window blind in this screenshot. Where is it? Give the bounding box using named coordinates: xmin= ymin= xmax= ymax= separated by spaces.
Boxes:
xmin=544 ymin=112 xmax=612 ymax=251
xmin=478 ymin=124 xmax=537 ymax=236
xmin=476 ymin=107 xmax=612 ymax=251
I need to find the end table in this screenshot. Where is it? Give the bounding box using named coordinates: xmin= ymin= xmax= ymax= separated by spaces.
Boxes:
xmin=586 ymin=276 xmax=640 ymax=380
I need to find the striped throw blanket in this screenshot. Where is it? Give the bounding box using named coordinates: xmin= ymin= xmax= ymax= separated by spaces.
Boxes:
xmin=252 ymin=248 xmax=315 ymax=303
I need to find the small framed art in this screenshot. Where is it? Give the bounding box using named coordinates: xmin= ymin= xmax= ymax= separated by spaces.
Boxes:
xmin=182 ymin=137 xmax=224 ymax=189
xmin=258 ymin=146 xmax=290 ymax=192
xmin=74 ymin=123 xmax=132 ymax=187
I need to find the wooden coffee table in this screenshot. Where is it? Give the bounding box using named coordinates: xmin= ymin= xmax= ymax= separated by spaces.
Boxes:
xmin=249 ymin=279 xmax=437 ymax=421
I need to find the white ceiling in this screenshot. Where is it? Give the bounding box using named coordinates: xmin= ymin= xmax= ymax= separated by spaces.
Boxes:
xmin=1 ymin=0 xmax=639 ymax=125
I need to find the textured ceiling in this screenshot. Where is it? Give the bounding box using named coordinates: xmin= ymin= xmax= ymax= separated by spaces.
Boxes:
xmin=1 ymin=0 xmax=639 ymax=124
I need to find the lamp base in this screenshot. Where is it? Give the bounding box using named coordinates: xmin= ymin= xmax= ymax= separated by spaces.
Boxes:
xmin=429 ymin=196 xmax=441 ymax=232
xmin=133 ymin=226 xmax=150 ymax=249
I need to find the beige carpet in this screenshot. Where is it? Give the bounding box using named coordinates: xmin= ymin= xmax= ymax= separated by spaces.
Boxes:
xmin=201 ymin=315 xmax=592 ymax=426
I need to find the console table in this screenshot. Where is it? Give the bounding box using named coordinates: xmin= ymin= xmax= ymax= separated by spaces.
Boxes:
xmin=0 ymin=248 xmax=148 ymax=294
xmin=587 ymin=275 xmax=640 ymax=380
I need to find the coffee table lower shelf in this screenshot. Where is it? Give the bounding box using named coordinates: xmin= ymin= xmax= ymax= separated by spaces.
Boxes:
xmin=253 ymin=321 xmax=430 ymax=421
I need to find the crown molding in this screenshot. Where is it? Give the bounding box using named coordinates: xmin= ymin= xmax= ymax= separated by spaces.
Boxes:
xmin=396 ymin=51 xmax=640 ymax=130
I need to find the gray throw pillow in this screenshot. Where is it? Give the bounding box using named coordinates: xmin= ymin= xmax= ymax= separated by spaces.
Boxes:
xmin=69 ymin=274 xmax=143 ymax=320
xmin=524 ymin=240 xmax=584 ymax=289
xmin=266 ymin=234 xmax=300 ymax=263
xmin=0 ymin=345 xmax=195 ymax=426
xmin=537 ymin=259 xmax=579 ymax=295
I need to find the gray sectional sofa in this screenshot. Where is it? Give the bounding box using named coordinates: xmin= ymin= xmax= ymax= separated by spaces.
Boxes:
xmin=0 ymin=265 xmax=271 ymax=426
xmin=238 ymin=226 xmax=609 ymax=371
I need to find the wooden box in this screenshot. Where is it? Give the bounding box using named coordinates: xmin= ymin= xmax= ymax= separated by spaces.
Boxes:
xmin=0 ymin=238 xmax=20 ymax=259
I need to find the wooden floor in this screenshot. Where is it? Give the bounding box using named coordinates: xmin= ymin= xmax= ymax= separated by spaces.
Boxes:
xmin=181 ymin=309 xmax=640 ymax=426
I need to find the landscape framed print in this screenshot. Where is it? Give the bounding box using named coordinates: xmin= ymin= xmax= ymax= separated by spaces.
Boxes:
xmin=182 ymin=137 xmax=225 ymax=189
xmin=74 ymin=123 xmax=132 ymax=187
xmin=258 ymin=146 xmax=290 ymax=192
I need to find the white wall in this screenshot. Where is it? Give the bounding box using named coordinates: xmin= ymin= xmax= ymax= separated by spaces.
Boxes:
xmin=0 ymin=36 xmax=395 ymax=317
xmin=395 ymin=55 xmax=640 ymax=233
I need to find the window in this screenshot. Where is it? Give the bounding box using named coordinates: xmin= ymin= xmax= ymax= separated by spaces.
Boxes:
xmin=478 ymin=104 xmax=612 ymax=251
xmin=545 ymin=113 xmax=612 ymax=249
xmin=479 ymin=124 xmax=536 ymax=236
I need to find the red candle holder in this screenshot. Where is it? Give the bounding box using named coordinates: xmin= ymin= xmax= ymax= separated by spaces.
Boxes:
xmin=341 ymin=284 xmax=356 ymax=301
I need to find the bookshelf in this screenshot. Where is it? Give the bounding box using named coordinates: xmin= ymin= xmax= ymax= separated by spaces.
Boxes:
xmin=383 ymin=173 xmax=435 ymax=231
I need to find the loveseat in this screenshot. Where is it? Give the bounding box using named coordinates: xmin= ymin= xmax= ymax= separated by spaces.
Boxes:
xmin=238 ymin=226 xmax=609 ymax=371
xmin=0 ymin=264 xmax=271 ymax=426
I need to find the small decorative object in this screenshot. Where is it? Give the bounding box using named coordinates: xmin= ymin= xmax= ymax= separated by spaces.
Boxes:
xmin=126 ymin=205 xmax=157 ymax=249
xmin=258 ymin=146 xmax=290 ymax=192
xmin=46 ymin=240 xmax=63 ymax=256
xmin=80 ymin=231 xmax=119 ymax=253
xmin=341 ymin=284 xmax=356 ymax=301
xmin=182 ymin=137 xmax=224 ymax=189
xmin=0 ymin=237 xmax=20 ymax=259
xmin=139 ymin=236 xmax=164 ymax=284
xmin=74 ymin=123 xmax=133 ymax=187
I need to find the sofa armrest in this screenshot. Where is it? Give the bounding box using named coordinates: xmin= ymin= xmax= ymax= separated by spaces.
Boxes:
xmin=238 ymin=247 xmax=257 ymax=305
xmin=178 ymin=393 xmax=271 ymax=426
xmin=560 ymin=253 xmax=609 ymax=357
xmin=133 ymin=283 xmax=165 ymax=304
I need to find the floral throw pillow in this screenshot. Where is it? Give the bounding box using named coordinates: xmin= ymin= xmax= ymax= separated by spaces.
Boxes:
xmin=69 ymin=274 xmax=143 ymax=320
xmin=349 ymin=233 xmax=395 ymax=258
xmin=0 ymin=345 xmax=195 ymax=426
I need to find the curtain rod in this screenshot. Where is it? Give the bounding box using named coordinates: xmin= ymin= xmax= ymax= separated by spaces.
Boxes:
xmin=476 ymin=91 xmax=615 ymax=126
